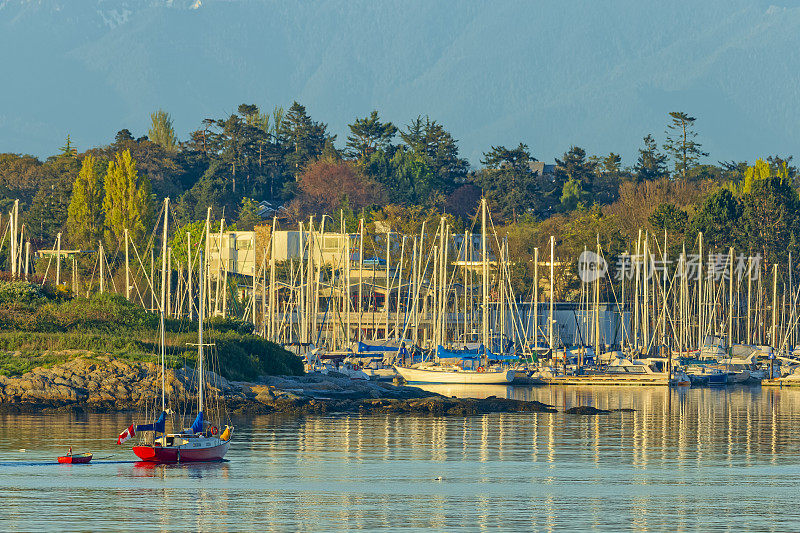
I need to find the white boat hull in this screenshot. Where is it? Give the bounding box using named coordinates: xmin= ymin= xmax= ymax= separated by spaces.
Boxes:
xmin=394 ymin=366 xmax=514 ymax=384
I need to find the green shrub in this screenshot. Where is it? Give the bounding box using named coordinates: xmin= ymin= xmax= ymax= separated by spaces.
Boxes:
xmin=0 ymin=280 xmax=45 ymax=305
xmin=0 ymin=292 xmax=304 ymax=380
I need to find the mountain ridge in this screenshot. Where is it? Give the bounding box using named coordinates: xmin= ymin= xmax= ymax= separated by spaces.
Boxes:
xmin=1 ymin=0 xmax=798 ymax=167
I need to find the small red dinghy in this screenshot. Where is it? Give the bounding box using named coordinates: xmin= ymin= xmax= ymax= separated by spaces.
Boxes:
xmin=58 ymin=452 xmax=92 ymax=464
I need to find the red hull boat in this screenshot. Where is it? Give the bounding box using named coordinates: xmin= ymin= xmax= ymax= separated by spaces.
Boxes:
xmin=58 ymin=453 xmax=92 ymax=464
xmin=133 ymin=434 xmax=230 ymax=463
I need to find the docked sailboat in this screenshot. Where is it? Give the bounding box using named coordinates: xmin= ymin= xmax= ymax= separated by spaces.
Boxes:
xmin=394 ymin=345 xmax=515 ymax=384
xmin=394 ymin=363 xmax=514 ymax=384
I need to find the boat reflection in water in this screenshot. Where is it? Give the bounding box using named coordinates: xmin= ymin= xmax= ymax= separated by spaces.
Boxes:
xmin=3 ymin=386 xmax=800 ymax=530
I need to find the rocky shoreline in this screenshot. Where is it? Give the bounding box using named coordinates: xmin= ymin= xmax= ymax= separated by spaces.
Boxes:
xmin=0 ymin=355 xmax=557 ymax=416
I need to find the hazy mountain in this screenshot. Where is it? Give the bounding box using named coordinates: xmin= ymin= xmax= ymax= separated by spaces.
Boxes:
xmin=1 ymin=0 xmax=799 ymax=166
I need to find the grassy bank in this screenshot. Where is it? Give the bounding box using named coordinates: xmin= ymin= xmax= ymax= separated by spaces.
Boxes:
xmin=0 ymin=281 xmax=303 ymax=380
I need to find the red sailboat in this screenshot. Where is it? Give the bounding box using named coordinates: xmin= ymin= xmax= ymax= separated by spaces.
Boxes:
xmin=118 ymin=209 xmax=232 ymax=463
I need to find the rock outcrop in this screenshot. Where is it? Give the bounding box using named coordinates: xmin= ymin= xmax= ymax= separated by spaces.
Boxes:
xmin=0 ymin=356 xmax=557 ymax=415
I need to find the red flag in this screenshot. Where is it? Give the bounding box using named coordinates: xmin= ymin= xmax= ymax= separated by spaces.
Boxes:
xmin=117 ymin=424 xmax=135 ymax=445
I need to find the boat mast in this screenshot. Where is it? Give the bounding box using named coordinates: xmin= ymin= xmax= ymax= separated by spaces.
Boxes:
xmin=697 ymin=232 xmax=703 ymax=351
xmin=385 ymin=228 xmax=391 ymax=340
xmin=634 ymin=230 xmax=641 ymax=352
xmin=643 ymin=232 xmax=649 ymax=355
xmin=662 ymin=230 xmax=668 ymax=355
xmin=358 ymin=218 xmax=364 ymax=343
xmin=533 ymin=247 xmax=539 ymax=348
xmin=728 ymin=247 xmax=734 ymax=351
xmin=160 ymin=198 xmax=169 ymax=413
xmin=198 ymin=249 xmax=205 ymax=414
xmin=594 ymin=236 xmax=601 ymax=360
xmin=549 ymin=235 xmax=555 ymax=358
xmin=464 ymin=230 xmax=469 ymax=343
xmin=481 ymin=199 xmax=489 ymax=353
xmin=773 ymin=263 xmax=779 ymax=352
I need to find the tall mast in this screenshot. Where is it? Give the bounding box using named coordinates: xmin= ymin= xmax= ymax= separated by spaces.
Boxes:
xmin=11 ymin=199 xmax=18 ymax=277
xmin=662 ymin=230 xmax=668 ymax=353
xmin=187 ymin=231 xmax=193 ymax=320
xmin=620 ymin=252 xmax=626 ymax=351
xmin=643 ymin=232 xmax=649 ymax=354
xmin=198 ymin=249 xmax=205 ymax=414
xmin=385 ymin=229 xmax=391 ymax=340
xmin=358 ymin=218 xmax=364 ymax=342
xmin=697 ymin=232 xmax=703 ymax=350
xmin=441 ymin=223 xmax=449 ymax=346
xmin=773 ymin=263 xmax=779 ymax=350
xmin=56 ymin=232 xmax=62 ymax=286
xmin=395 ymin=235 xmax=406 ymax=341
xmin=549 ymin=235 xmax=555 ymax=356
xmin=728 ymin=247 xmax=734 ymax=350
xmin=204 ymin=208 xmax=212 ymax=317
xmin=268 ymin=217 xmax=277 ymax=341
xmin=125 ymin=229 xmax=130 ymax=300
xmin=747 ymin=256 xmax=752 ymax=345
xmin=481 ymin=199 xmax=489 ymax=352
xmin=411 ymin=236 xmax=418 ymax=345
xmin=160 ymin=198 xmax=169 ymax=413
xmin=98 ymin=240 xmax=104 ymax=293
xmin=533 ymin=247 xmax=539 ymax=347
xmin=594 ymin=236 xmax=601 ymax=359
xmin=634 ymin=230 xmax=641 ymax=351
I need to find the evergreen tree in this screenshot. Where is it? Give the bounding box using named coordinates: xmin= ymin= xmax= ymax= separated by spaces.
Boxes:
xmin=690 ymin=188 xmax=742 ymax=250
xmin=593 ymin=152 xmax=623 ymax=204
xmin=477 ymin=143 xmax=538 ymax=222
xmin=25 ymin=154 xmax=77 ymax=243
xmin=67 ymin=155 xmax=103 ymax=248
xmin=236 ymin=197 xmax=262 ymax=231
xmin=742 ymin=175 xmax=800 ymax=269
xmin=556 ymin=146 xmax=596 ymax=210
xmin=103 ymin=149 xmax=154 ymax=248
xmin=663 ymin=111 xmax=708 ymax=180
xmin=148 ymin=109 xmax=178 ymax=152
xmin=634 ymin=134 xmax=668 ymax=182
xmin=346 ymin=111 xmax=397 ymax=160
xmin=398 ymin=116 xmax=468 ymax=197
xmin=60 ymin=135 xmax=78 ymax=159
xmin=283 ymin=102 xmax=332 ymax=176
xmin=648 ymin=203 xmax=688 ymax=233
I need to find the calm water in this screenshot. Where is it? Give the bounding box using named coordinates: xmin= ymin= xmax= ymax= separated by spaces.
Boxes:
xmin=2 ymin=386 xmax=800 ymax=531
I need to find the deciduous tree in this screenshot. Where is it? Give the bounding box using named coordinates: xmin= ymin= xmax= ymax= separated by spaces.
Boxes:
xmin=148 ymin=109 xmax=178 ymax=152
xmin=103 ymin=150 xmax=154 ymax=248
xmin=67 ymin=155 xmax=104 ymax=248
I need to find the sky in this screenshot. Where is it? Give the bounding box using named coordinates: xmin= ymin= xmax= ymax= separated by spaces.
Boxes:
xmin=1 ymin=0 xmax=799 ymax=168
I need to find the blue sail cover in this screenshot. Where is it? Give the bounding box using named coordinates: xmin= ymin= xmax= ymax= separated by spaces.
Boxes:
xmin=190 ymin=411 xmax=204 ymax=434
xmin=135 ymin=411 xmax=166 ymax=433
xmin=489 ymin=354 xmax=520 ymax=361
xmin=357 ymin=341 xmax=399 ymax=352
xmin=436 ymin=345 xmax=484 ymax=360
xmin=357 ymin=341 xmax=409 ymax=356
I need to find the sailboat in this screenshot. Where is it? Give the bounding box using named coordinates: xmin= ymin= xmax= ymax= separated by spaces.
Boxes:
xmin=127 ymin=208 xmax=233 ymax=463
xmin=394 ymin=345 xmax=515 ymax=384
xmin=134 ymin=251 xmax=232 ymax=462
xmin=393 ymin=198 xmax=514 ymax=385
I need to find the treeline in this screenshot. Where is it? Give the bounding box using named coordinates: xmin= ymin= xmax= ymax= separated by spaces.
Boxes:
xmin=1 ymin=104 xmax=799 ymax=296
